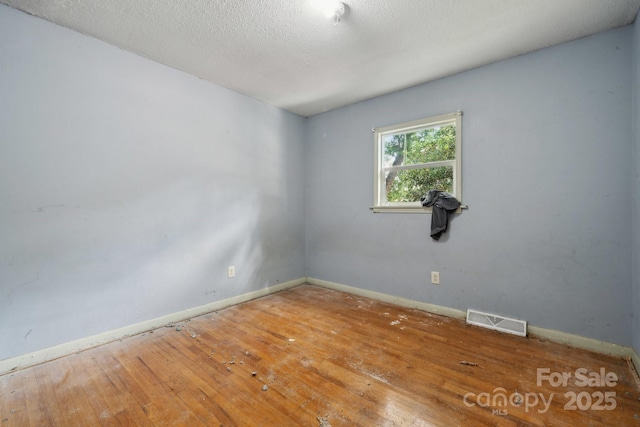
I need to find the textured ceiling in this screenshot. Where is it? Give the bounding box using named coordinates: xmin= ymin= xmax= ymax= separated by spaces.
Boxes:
xmin=3 ymin=0 xmax=640 ymax=116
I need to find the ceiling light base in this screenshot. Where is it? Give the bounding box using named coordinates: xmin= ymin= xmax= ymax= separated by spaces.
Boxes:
xmin=322 ymin=1 xmax=346 ymax=26
xmin=332 ymin=2 xmax=345 ymax=26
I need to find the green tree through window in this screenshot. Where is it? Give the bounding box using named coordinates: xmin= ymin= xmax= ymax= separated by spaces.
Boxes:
xmin=373 ymin=111 xmax=461 ymax=212
xmin=384 ymin=125 xmax=456 ymax=202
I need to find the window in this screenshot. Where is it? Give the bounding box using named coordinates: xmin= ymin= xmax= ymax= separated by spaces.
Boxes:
xmin=372 ymin=111 xmax=462 ymax=213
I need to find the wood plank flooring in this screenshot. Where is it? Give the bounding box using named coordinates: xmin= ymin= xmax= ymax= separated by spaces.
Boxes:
xmin=1 ymin=284 xmax=639 ymax=426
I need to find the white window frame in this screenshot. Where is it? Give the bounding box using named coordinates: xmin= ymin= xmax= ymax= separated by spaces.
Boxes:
xmin=372 ymin=111 xmax=462 ymax=214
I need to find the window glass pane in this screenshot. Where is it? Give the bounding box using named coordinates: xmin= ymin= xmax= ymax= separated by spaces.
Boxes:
xmin=382 ymin=134 xmax=405 ymax=168
xmin=384 ymin=125 xmax=456 ymax=167
xmin=385 ymin=166 xmax=454 ymax=203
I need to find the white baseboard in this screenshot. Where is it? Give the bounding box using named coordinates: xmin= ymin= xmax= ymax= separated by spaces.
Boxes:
xmin=0 ymin=278 xmax=306 ymax=375
xmin=526 ymin=326 xmax=632 ymax=358
xmin=629 ymin=347 xmax=640 ymax=382
xmin=4 ymin=276 xmax=640 ymax=379
xmin=306 ymin=277 xmax=640 ymax=375
xmin=306 ymin=277 xmax=467 ymax=320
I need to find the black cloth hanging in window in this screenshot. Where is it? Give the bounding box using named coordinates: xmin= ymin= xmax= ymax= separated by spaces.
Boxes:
xmin=421 ymin=190 xmax=460 ymax=240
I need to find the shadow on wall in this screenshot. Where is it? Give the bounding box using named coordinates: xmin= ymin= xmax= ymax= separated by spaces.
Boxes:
xmin=0 ymin=176 xmax=267 ymax=361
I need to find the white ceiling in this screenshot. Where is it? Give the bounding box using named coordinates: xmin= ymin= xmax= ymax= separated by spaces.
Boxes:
xmin=3 ymin=0 xmax=640 ymax=117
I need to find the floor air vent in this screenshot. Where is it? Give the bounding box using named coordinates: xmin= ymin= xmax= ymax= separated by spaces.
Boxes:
xmin=466 ymin=309 xmax=527 ymax=337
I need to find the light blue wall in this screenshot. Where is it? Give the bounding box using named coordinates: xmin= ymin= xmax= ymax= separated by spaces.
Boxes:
xmin=0 ymin=4 xmax=306 ymax=360
xmin=2 ymin=2 xmax=637 ymax=361
xmin=633 ymin=14 xmax=640 ymax=354
xmin=305 ymin=27 xmax=633 ymax=345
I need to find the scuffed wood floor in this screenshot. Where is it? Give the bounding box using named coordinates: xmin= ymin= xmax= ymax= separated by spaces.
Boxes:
xmin=1 ymin=284 xmax=640 ymax=426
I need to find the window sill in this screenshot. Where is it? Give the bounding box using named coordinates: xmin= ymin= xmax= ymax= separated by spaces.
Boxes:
xmin=370 ymin=205 xmax=467 ymax=214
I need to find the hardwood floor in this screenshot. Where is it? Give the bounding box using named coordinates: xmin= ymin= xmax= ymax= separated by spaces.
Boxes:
xmin=1 ymin=284 xmax=639 ymax=426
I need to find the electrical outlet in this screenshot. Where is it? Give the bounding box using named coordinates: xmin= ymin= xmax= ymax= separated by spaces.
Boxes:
xmin=431 ymin=271 xmax=440 ymax=285
xmin=228 ymin=266 xmax=235 ymax=278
